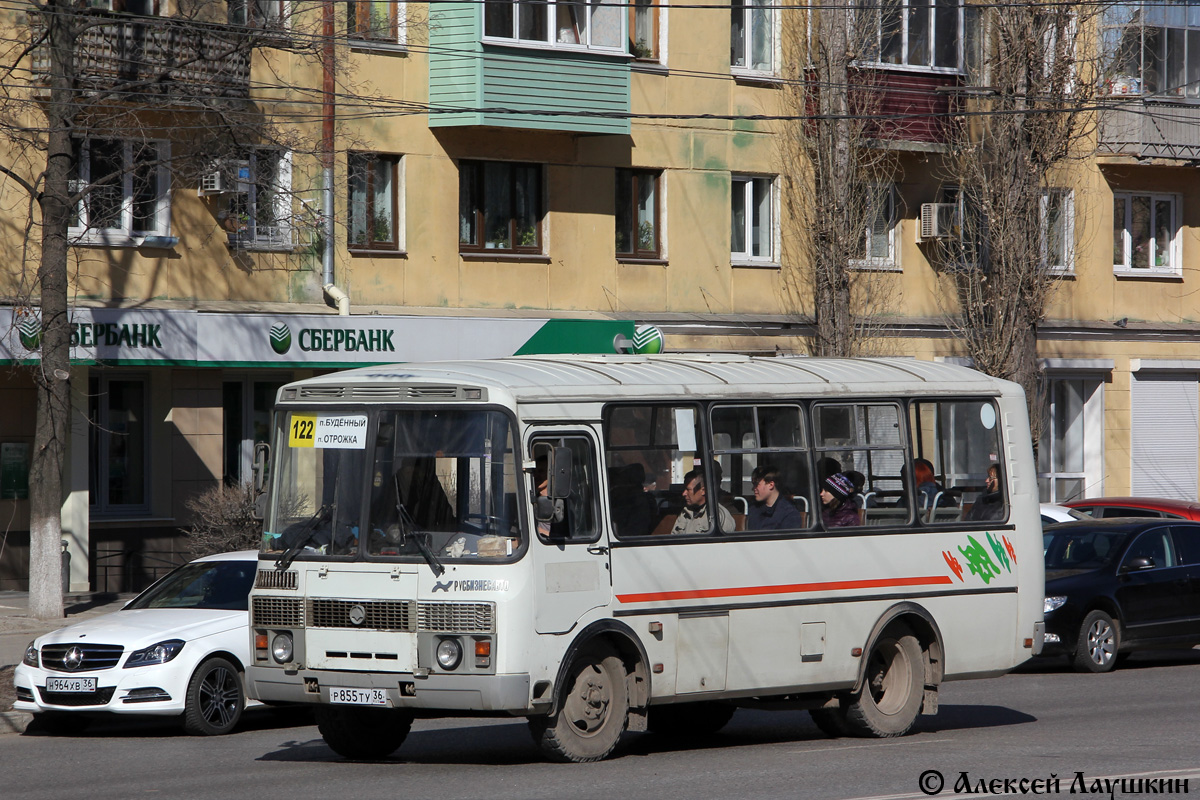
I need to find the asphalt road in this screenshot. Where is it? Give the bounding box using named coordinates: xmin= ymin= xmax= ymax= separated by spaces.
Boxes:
xmin=5 ymin=650 xmax=1200 ymax=800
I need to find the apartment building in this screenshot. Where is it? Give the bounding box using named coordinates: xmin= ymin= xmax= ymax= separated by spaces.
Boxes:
xmin=0 ymin=0 xmax=1198 ymax=588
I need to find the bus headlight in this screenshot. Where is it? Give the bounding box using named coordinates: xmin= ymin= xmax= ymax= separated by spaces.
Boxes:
xmin=436 ymin=638 xmax=463 ymax=670
xmin=271 ymin=632 xmax=294 ymax=664
xmin=1044 ymin=596 xmax=1067 ymax=614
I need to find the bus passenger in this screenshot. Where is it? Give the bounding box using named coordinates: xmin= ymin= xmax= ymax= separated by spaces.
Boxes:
xmin=821 ymin=472 xmax=861 ymax=528
xmin=965 ymin=463 xmax=1005 ymax=521
xmin=671 ymin=469 xmax=735 ymax=534
xmin=746 ymin=465 xmax=804 ymax=531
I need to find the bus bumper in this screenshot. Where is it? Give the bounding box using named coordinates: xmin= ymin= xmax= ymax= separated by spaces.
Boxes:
xmin=246 ymin=665 xmax=532 ymax=713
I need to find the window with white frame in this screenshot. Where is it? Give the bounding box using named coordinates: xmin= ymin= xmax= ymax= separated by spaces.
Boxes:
xmin=1038 ymin=377 xmax=1103 ymax=503
xmin=90 ymin=0 xmax=158 ymax=13
xmin=349 ymin=0 xmax=404 ymax=44
xmin=1042 ymin=188 xmax=1074 ymax=272
xmin=851 ymin=184 xmax=898 ymax=268
xmin=731 ymin=0 xmax=775 ymax=74
xmin=1102 ymin=3 xmax=1200 ymax=98
xmin=228 ymin=0 xmax=283 ymax=27
xmin=69 ymin=138 xmax=169 ymax=241
xmin=348 ymin=152 xmax=401 ymax=250
xmin=484 ymin=0 xmax=625 ymax=53
xmin=225 ymin=150 xmax=292 ymax=249
xmin=731 ymin=175 xmax=775 ymax=263
xmin=629 ymin=0 xmax=659 ymax=60
xmin=1113 ymin=192 xmax=1178 ymax=273
xmin=856 ymin=0 xmax=963 ymax=71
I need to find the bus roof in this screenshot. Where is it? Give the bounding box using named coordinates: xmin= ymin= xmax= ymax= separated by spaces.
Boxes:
xmin=281 ymin=355 xmax=1020 ymax=404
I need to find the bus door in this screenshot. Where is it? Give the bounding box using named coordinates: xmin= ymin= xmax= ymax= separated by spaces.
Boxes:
xmin=529 ymin=431 xmax=612 ymax=634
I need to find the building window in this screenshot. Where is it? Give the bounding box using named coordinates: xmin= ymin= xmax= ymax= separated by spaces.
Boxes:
xmin=852 ymin=184 xmax=898 ymax=269
xmin=224 ymin=379 xmax=286 ymax=485
xmin=857 ymin=0 xmax=963 ymax=71
xmin=459 ymin=161 xmax=542 ymax=253
xmin=89 ymin=376 xmax=148 ymax=514
xmin=225 ymin=150 xmax=292 ymax=249
xmin=731 ymin=176 xmax=774 ymax=263
xmin=616 ymin=169 xmax=660 ymax=259
xmin=1043 ymin=189 xmax=1073 ymax=272
xmin=484 ymin=0 xmax=624 ymax=53
xmin=1103 ymin=4 xmax=1200 ymax=98
xmin=1113 ymin=192 xmax=1177 ymax=273
xmin=349 ymin=0 xmax=402 ymax=43
xmin=1039 ymin=377 xmax=1103 ymax=503
xmin=731 ymin=0 xmax=775 ymax=73
xmin=69 ymin=138 xmax=169 ymax=242
xmin=630 ymin=0 xmax=659 ymax=59
xmin=92 ymin=0 xmax=159 ymax=13
xmin=348 ymin=153 xmax=400 ymax=250
xmin=228 ymin=0 xmax=283 ymax=27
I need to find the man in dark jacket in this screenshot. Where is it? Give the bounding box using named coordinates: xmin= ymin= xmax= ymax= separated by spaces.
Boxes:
xmin=746 ymin=465 xmax=804 ymax=531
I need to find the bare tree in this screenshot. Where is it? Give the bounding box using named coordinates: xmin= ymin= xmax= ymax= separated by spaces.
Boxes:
xmin=931 ymin=3 xmax=1102 ymax=441
xmin=0 ymin=0 xmax=337 ymax=617
xmin=778 ymin=1 xmax=899 ymax=358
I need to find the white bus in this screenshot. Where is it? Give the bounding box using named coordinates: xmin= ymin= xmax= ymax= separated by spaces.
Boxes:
xmin=246 ymin=355 xmax=1044 ymax=762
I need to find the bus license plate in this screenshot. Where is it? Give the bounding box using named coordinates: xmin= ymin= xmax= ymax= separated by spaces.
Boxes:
xmin=46 ymin=677 xmax=97 ymax=693
xmin=329 ymin=687 xmax=387 ymax=706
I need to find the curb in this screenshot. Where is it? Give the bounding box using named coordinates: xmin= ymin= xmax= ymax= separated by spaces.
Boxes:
xmin=0 ymin=709 xmax=31 ymax=735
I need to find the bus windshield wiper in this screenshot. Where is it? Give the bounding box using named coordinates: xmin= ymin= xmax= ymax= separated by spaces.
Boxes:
xmin=275 ymin=504 xmax=332 ymax=572
xmin=394 ymin=482 xmax=445 ymax=577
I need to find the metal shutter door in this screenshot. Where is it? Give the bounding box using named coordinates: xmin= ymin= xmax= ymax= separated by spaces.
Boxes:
xmin=1131 ymin=373 xmax=1199 ymax=500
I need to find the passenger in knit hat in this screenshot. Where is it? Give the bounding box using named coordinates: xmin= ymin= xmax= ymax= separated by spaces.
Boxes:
xmin=823 ymin=472 xmax=855 ymax=504
xmin=821 ymin=472 xmax=860 ymax=528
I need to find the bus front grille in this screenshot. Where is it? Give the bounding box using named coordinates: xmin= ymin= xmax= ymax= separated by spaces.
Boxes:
xmin=308 ymin=599 xmax=416 ymax=631
xmin=418 ymin=602 xmax=495 ymax=633
xmin=252 ymin=596 xmax=305 ymax=627
xmin=255 ymin=570 xmax=297 ymax=590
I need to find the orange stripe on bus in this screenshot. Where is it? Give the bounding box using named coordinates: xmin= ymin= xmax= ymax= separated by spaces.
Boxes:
xmin=615 ymin=575 xmax=955 ymax=604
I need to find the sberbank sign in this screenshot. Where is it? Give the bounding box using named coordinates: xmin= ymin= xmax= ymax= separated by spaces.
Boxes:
xmin=70 ymin=322 xmax=162 ymax=349
xmin=268 ymin=322 xmax=395 ymax=356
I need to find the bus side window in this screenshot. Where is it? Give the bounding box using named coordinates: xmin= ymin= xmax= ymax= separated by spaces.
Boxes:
xmin=910 ymin=399 xmax=1004 ymax=525
xmin=531 ymin=437 xmax=600 ymax=542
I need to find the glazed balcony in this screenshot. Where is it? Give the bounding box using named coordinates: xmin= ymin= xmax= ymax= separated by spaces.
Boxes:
xmin=30 ymin=11 xmax=251 ymax=103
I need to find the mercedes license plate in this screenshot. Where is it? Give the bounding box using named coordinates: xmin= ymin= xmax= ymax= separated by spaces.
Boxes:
xmin=46 ymin=677 xmax=97 ymax=693
xmin=329 ymin=687 xmax=387 ymax=706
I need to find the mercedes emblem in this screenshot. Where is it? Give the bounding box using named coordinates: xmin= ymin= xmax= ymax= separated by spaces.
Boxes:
xmin=348 ymin=605 xmax=366 ymax=627
xmin=63 ymin=646 xmax=84 ymax=671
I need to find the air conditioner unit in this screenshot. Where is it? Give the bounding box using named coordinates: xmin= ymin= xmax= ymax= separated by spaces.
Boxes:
xmin=919 ymin=203 xmax=959 ymax=241
xmin=198 ymin=160 xmax=251 ymax=196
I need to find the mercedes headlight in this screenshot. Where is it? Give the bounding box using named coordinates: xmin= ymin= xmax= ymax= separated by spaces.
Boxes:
xmin=436 ymin=638 xmax=463 ymax=670
xmin=124 ymin=639 xmax=185 ymax=668
xmin=22 ymin=642 xmax=38 ymax=668
xmin=1044 ymin=596 xmax=1068 ymax=614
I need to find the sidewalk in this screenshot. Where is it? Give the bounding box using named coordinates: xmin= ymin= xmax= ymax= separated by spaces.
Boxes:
xmin=0 ymin=591 xmax=134 ymax=734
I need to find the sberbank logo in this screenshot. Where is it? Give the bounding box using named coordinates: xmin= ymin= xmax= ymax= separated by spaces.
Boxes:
xmin=17 ymin=317 xmax=40 ymax=351
xmin=632 ymin=324 xmax=665 ymax=355
xmin=269 ymin=323 xmax=292 ymax=355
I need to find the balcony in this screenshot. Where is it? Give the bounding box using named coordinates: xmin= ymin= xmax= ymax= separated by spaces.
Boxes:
xmin=1099 ymin=98 xmax=1200 ymax=161
xmin=30 ymin=12 xmax=250 ymax=103
xmin=427 ymin=4 xmax=630 ymax=135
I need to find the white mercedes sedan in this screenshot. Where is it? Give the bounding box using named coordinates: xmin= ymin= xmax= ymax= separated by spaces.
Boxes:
xmin=14 ymin=550 xmax=258 ymax=735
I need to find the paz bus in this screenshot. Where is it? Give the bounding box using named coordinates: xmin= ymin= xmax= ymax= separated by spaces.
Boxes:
xmin=245 ymin=355 xmax=1044 ymax=762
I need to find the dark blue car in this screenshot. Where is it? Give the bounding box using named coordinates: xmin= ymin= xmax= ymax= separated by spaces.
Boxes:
xmin=1041 ymin=518 xmax=1200 ymax=672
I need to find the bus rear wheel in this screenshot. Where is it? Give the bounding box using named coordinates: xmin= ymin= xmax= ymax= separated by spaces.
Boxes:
xmin=529 ymin=647 xmax=628 ymax=763
xmin=843 ymin=624 xmax=924 ymax=738
xmin=317 ymin=705 xmax=413 ymax=760
xmin=647 ymin=702 xmax=736 ymax=738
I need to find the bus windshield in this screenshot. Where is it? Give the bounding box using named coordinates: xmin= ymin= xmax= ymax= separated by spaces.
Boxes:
xmin=262 ymin=408 xmax=522 ymax=563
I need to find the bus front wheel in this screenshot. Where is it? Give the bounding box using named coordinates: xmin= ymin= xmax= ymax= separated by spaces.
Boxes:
xmin=317 ymin=705 xmax=413 ymax=760
xmin=529 ymin=647 xmax=628 ymax=763
xmin=843 ymin=624 xmax=924 ymax=738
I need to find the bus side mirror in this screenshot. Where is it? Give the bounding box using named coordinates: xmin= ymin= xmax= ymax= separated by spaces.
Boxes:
xmin=252 ymin=442 xmax=270 ymax=494
xmin=548 ymin=446 xmax=572 ymax=499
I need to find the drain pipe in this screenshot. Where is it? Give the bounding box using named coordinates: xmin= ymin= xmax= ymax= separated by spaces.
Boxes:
xmin=319 ymin=0 xmax=349 ymax=316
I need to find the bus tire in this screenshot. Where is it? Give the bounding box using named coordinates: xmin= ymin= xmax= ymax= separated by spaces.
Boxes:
xmin=317 ymin=705 xmax=413 ymax=760
xmin=809 ymin=706 xmax=852 ymax=738
xmin=529 ymin=647 xmax=628 ymax=762
xmin=647 ymin=702 xmax=736 ymax=737
xmin=843 ymin=624 xmax=924 ymax=738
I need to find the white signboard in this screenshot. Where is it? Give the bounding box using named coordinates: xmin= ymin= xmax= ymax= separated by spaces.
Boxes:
xmin=288 ymin=414 xmax=369 ymax=450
